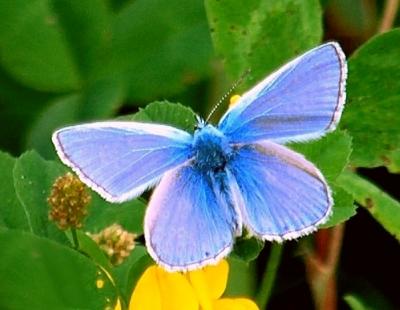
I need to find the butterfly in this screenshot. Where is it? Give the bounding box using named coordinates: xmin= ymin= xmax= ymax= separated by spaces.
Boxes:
xmin=52 ymin=42 xmax=347 ymax=271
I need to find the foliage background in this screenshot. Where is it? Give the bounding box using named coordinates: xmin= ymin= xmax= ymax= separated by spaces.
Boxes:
xmin=0 ymin=0 xmax=399 ymax=309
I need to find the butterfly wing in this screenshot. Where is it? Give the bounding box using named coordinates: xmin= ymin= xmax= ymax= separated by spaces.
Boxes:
xmin=52 ymin=122 xmax=193 ymax=203
xmin=218 ymin=42 xmax=347 ymax=144
xmin=227 ymin=141 xmax=332 ymax=240
xmin=145 ymin=164 xmax=241 ymax=271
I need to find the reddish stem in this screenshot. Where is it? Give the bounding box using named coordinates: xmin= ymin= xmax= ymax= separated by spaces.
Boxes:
xmin=305 ymin=224 xmax=345 ymax=310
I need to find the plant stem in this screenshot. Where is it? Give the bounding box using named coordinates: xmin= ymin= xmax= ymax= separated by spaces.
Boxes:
xmin=256 ymin=244 xmax=283 ymax=309
xmin=71 ymin=228 xmax=80 ymax=249
xmin=305 ymin=224 xmax=345 ymax=310
xmin=378 ymin=0 xmax=399 ymax=33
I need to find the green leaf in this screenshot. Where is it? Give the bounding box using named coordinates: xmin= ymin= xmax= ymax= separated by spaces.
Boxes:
xmin=290 ymin=131 xmax=352 ymax=182
xmin=320 ymin=186 xmax=357 ymax=228
xmin=205 ymin=0 xmax=322 ymax=87
xmin=79 ymin=76 xmax=126 ymax=120
xmin=75 ymin=230 xmax=113 ymax=273
xmin=127 ymin=101 xmax=197 ymax=133
xmin=50 ymin=0 xmax=112 ymax=81
xmin=107 ymin=0 xmax=132 ymax=12
xmin=0 ymin=65 xmax=56 ymax=153
xmin=112 ymin=0 xmax=213 ymax=101
xmin=27 ymin=78 xmax=126 ymax=159
xmin=344 ymin=289 xmax=395 ymax=310
xmin=26 ymin=94 xmax=82 ymax=158
xmin=337 ymin=170 xmax=400 ymax=241
xmin=13 ymin=151 xmax=69 ymax=243
xmin=344 ymin=294 xmax=373 ymax=310
xmin=231 ymin=237 xmax=264 ymax=263
xmin=341 ymin=29 xmax=400 ymax=172
xmin=290 ymin=131 xmax=356 ymax=226
xmin=85 ymin=194 xmax=147 ymax=235
xmin=0 ymin=0 xmax=81 ymax=91
xmin=0 ymin=230 xmax=117 ymax=310
xmin=0 ymin=152 xmax=29 ymax=230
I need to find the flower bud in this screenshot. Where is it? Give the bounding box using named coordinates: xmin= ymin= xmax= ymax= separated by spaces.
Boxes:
xmin=90 ymin=224 xmax=136 ymax=265
xmin=48 ymin=172 xmax=91 ymax=230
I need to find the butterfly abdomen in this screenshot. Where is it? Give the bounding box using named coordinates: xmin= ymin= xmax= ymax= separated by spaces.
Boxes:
xmin=192 ymin=125 xmax=232 ymax=173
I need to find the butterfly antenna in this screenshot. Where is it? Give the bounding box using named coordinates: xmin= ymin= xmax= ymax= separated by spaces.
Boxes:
xmin=205 ymin=68 xmax=251 ymax=123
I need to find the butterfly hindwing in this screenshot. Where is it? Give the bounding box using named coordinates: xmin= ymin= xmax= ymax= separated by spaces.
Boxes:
xmin=53 ymin=122 xmax=192 ymax=203
xmin=219 ymin=42 xmax=346 ymax=144
xmin=144 ymin=164 xmax=241 ymax=271
xmin=227 ymin=141 xmax=332 ymax=240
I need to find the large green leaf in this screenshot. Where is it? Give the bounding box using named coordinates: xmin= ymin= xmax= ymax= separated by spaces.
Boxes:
xmin=341 ymin=29 xmax=400 ymax=171
xmin=78 ymin=75 xmax=126 ymax=120
xmin=337 ymin=170 xmax=400 ymax=241
xmin=0 ymin=152 xmax=29 ymax=230
xmin=290 ymin=131 xmax=356 ymax=227
xmin=0 ymin=66 xmax=54 ymax=153
xmin=26 ymin=78 xmax=125 ymax=159
xmin=0 ymin=0 xmax=81 ymax=91
xmin=0 ymin=230 xmax=117 ymax=310
xmin=50 ymin=0 xmax=112 ymax=81
xmin=26 ymin=94 xmax=82 ymax=158
xmin=13 ymin=151 xmax=69 ymax=243
xmin=112 ymin=0 xmax=213 ymax=101
xmin=205 ymin=0 xmax=322 ymax=87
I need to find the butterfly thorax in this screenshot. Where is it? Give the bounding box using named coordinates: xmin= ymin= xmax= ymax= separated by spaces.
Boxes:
xmin=192 ymin=124 xmax=232 ymax=173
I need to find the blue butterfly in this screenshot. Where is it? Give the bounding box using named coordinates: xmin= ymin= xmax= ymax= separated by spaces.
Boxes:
xmin=53 ymin=42 xmax=347 ymax=271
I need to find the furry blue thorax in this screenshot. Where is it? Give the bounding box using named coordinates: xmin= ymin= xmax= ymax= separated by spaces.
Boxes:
xmin=191 ymin=124 xmax=233 ymax=173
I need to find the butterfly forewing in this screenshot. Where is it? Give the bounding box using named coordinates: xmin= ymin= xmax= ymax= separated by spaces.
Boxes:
xmin=53 ymin=122 xmax=192 ymax=203
xmin=218 ymin=42 xmax=347 ymax=144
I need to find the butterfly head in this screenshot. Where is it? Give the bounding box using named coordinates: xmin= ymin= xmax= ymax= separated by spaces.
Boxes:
xmin=194 ymin=115 xmax=207 ymax=131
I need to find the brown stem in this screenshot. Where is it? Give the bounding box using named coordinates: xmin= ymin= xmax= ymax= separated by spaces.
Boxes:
xmin=305 ymin=224 xmax=345 ymax=310
xmin=378 ymin=0 xmax=399 ymax=33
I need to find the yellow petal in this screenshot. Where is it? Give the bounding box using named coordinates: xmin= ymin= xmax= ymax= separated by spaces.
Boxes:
xmin=114 ymin=298 xmax=121 ymax=310
xmin=129 ymin=266 xmax=199 ymax=310
xmin=202 ymin=259 xmax=229 ymax=299
xmin=234 ymin=298 xmax=260 ymax=310
xmin=188 ymin=269 xmax=213 ymax=310
xmin=156 ymin=266 xmax=199 ymax=310
xmin=214 ymin=298 xmax=259 ymax=310
xmin=129 ymin=266 xmax=162 ymax=310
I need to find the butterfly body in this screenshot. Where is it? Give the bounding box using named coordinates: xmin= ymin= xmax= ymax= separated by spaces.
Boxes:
xmin=53 ymin=42 xmax=347 ymax=271
xmin=192 ymin=124 xmax=233 ymax=173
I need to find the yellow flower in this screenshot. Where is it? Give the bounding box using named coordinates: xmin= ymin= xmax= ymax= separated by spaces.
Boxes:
xmin=127 ymin=260 xmax=259 ymax=310
xmin=229 ymin=94 xmax=242 ymax=108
